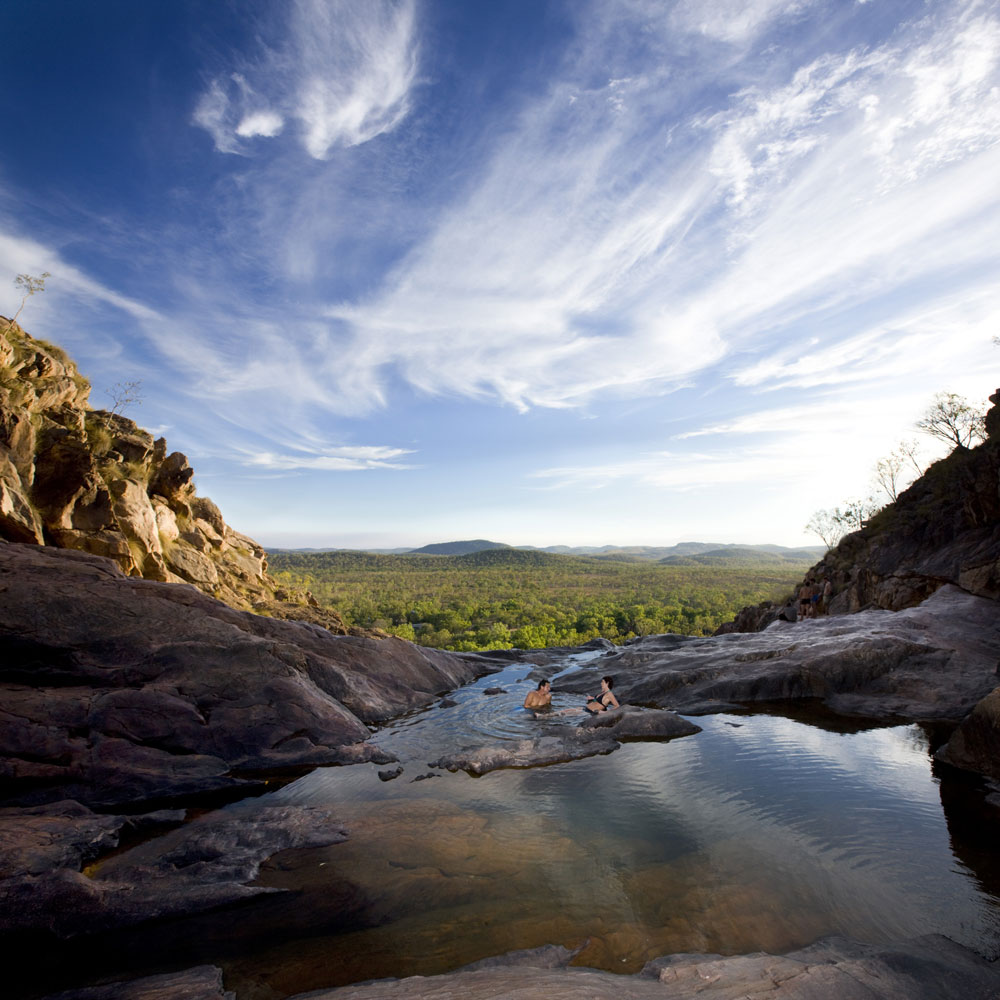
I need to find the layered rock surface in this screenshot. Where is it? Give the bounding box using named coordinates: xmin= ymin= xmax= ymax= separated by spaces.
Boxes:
xmin=0 ymin=318 xmax=358 ymax=626
xmin=0 ymin=542 xmax=486 ymax=810
xmin=553 ymin=585 xmax=1000 ymax=722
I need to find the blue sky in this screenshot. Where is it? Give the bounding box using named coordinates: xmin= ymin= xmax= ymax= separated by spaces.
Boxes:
xmin=1 ymin=0 xmax=997 ymax=550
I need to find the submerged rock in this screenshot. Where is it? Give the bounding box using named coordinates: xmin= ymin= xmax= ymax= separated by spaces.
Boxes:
xmin=39 ymin=965 xmax=234 ymax=1000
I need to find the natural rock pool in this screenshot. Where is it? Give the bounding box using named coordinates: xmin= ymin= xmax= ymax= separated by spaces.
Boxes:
xmin=219 ymin=656 xmax=1000 ymax=998
xmin=23 ymin=652 xmax=1000 ymax=999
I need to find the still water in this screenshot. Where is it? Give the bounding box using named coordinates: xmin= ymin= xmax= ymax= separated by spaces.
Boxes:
xmin=210 ymin=657 xmax=1000 ymax=999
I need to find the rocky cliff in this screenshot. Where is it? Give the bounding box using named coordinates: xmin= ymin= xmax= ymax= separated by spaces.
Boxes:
xmin=719 ymin=387 xmax=1000 ymax=634
xmin=0 ymin=317 xmax=353 ymax=628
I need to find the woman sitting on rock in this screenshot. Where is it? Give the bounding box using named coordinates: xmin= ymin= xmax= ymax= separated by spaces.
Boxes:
xmin=585 ymin=676 xmax=620 ymax=713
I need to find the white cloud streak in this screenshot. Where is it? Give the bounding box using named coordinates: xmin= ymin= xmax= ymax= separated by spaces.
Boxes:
xmin=192 ymin=0 xmax=418 ymax=158
xmin=317 ymin=0 xmax=1000 ymax=415
xmin=247 ymin=445 xmax=416 ymax=471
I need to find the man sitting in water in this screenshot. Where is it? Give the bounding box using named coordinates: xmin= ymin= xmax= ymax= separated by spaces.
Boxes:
xmin=524 ymin=679 xmax=552 ymax=709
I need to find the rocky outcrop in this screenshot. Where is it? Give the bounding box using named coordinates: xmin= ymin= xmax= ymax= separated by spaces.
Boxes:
xmin=719 ymin=388 xmax=1000 ymax=634
xmin=554 ymin=586 xmax=1000 ymax=722
xmin=0 ymin=542 xmax=488 ymax=810
xmin=429 ymin=707 xmax=701 ymax=775
xmin=0 ymin=318 xmax=349 ymax=621
xmin=1 ymin=800 xmax=348 ymax=937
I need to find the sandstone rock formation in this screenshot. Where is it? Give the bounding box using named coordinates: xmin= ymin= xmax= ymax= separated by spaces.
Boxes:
xmin=0 ymin=542 xmax=487 ymax=811
xmin=0 ymin=318 xmax=356 ymax=625
xmin=556 ymin=586 xmax=1000 ymax=722
xmin=718 ymin=387 xmax=1000 ymax=634
xmin=429 ymin=707 xmax=701 ymax=775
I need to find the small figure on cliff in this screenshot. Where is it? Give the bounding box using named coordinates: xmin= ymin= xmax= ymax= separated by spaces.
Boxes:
xmin=821 ymin=578 xmax=833 ymax=614
xmin=524 ymin=679 xmax=552 ymax=709
xmin=798 ymin=583 xmax=815 ymax=619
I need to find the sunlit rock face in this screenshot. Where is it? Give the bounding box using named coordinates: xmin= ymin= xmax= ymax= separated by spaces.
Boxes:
xmin=556 ymin=586 xmax=1000 ymax=723
xmin=0 ymin=319 xmax=356 ymax=625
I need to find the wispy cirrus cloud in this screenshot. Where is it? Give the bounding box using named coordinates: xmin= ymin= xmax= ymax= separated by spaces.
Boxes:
xmin=192 ymin=0 xmax=419 ymax=158
xmin=247 ymin=445 xmax=416 ymax=472
xmin=317 ymin=0 xmax=999 ymax=417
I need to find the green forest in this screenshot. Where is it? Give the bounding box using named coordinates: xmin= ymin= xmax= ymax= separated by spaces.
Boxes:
xmin=268 ymin=548 xmax=812 ymax=651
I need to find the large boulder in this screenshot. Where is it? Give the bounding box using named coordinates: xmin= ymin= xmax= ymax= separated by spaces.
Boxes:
xmin=935 ymin=685 xmax=1000 ymax=780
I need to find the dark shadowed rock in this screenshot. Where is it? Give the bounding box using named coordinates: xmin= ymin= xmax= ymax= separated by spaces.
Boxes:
xmin=0 ymin=800 xmax=123 ymax=878
xmin=0 ymin=542 xmax=489 ymax=809
xmin=1 ymin=802 xmax=348 ymax=936
xmin=40 ymin=965 xmax=233 ymax=1000
xmin=935 ymin=685 xmax=1000 ymax=779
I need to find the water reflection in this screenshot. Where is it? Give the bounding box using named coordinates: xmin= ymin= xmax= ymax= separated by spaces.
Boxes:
xmin=220 ymin=660 xmax=1000 ymax=998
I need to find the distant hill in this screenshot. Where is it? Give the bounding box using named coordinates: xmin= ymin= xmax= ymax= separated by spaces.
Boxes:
xmin=660 ymin=546 xmax=820 ymax=567
xmin=269 ymin=540 xmax=825 ymax=561
xmin=528 ymin=542 xmax=824 ymax=562
xmin=452 ymin=547 xmax=563 ymax=568
xmin=408 ymin=539 xmax=511 ymax=556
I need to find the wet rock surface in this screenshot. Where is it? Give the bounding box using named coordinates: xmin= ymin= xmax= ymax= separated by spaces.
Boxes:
xmin=429 ymin=707 xmax=700 ymax=774
xmin=430 ymin=733 xmax=620 ymax=774
xmin=271 ymin=934 xmax=1000 ymax=999
xmin=558 ymin=586 xmax=1000 ymax=723
xmin=1 ymin=801 xmax=348 ymax=936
